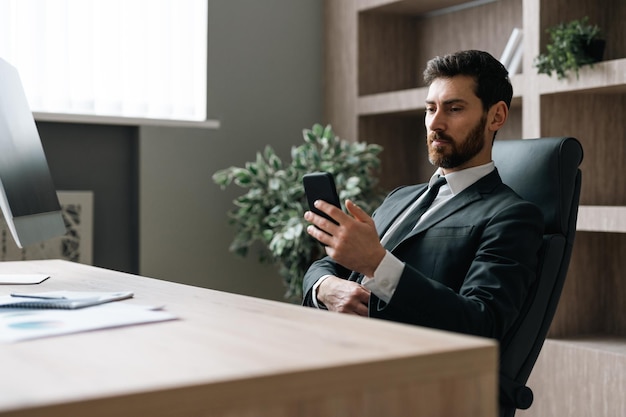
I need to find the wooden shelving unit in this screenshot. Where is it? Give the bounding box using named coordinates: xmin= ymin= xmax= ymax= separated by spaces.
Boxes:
xmin=324 ymin=0 xmax=626 ymax=415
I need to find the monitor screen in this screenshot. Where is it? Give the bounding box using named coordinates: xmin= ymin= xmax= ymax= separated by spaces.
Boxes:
xmin=0 ymin=57 xmax=66 ymax=248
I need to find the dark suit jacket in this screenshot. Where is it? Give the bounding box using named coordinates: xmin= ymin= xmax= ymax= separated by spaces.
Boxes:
xmin=302 ymin=169 xmax=544 ymax=341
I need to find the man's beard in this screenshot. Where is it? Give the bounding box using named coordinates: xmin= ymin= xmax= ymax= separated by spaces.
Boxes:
xmin=427 ymin=115 xmax=487 ymax=169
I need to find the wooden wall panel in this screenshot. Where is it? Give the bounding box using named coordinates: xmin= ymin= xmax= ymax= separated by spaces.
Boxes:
xmin=359 ymin=114 xmax=430 ymax=190
xmin=540 ymin=93 xmax=626 ymax=206
xmin=414 ymin=0 xmax=523 ymax=85
xmin=549 ymin=231 xmax=626 ymax=337
xmin=359 ymin=13 xmax=418 ymax=95
xmin=324 ymin=0 xmax=358 ymax=140
xmin=519 ymin=338 xmax=626 ymax=417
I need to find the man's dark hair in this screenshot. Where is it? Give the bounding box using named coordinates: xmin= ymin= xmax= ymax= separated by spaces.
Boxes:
xmin=423 ymin=50 xmax=513 ymax=111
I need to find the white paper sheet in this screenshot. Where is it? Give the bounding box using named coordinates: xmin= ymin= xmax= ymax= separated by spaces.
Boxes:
xmin=0 ymin=302 xmax=176 ymax=343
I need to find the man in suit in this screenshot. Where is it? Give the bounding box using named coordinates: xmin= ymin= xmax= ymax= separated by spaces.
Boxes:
xmin=302 ymin=50 xmax=544 ymax=341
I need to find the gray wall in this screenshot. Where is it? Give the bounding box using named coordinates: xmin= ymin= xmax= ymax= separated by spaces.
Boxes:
xmin=138 ymin=0 xmax=323 ymax=301
xmin=39 ymin=122 xmax=139 ymax=273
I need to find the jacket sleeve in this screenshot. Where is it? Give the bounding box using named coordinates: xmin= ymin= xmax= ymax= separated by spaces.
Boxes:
xmin=301 ymin=256 xmax=352 ymax=307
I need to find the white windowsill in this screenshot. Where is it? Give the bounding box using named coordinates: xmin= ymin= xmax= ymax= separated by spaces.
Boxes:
xmin=33 ymin=112 xmax=221 ymax=129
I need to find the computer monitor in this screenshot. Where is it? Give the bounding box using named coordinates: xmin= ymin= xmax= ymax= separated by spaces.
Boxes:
xmin=0 ymin=57 xmax=66 ymax=248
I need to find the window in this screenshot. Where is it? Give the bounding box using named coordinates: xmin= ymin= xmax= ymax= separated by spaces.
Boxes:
xmin=0 ymin=0 xmax=208 ymax=124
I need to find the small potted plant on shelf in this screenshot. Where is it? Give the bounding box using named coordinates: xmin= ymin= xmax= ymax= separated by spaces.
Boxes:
xmin=213 ymin=123 xmax=386 ymax=302
xmin=534 ymin=16 xmax=605 ymax=80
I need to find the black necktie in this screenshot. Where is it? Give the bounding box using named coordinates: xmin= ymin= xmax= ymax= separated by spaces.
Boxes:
xmin=383 ymin=175 xmax=447 ymax=250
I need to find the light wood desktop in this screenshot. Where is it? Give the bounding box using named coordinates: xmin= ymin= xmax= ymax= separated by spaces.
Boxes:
xmin=0 ymin=260 xmax=497 ymax=417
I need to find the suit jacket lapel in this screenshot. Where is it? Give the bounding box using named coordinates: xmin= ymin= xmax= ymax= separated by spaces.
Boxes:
xmin=376 ymin=184 xmax=428 ymax=238
xmin=410 ymin=190 xmax=480 ymax=235
xmin=395 ymin=170 xmax=503 ymax=245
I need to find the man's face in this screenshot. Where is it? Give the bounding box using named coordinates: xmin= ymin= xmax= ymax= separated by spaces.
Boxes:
xmin=425 ymin=75 xmax=492 ymax=173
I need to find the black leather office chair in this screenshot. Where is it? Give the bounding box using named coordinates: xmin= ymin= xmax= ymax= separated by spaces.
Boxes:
xmin=492 ymin=137 xmax=583 ymax=417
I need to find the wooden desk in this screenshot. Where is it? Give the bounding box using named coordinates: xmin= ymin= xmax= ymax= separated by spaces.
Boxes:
xmin=0 ymin=260 xmax=497 ymax=417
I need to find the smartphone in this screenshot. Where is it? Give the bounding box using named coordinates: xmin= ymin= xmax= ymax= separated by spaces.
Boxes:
xmin=303 ymin=172 xmax=341 ymax=225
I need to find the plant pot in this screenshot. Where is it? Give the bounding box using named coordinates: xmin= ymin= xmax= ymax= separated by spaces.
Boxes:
xmin=584 ymin=39 xmax=606 ymax=62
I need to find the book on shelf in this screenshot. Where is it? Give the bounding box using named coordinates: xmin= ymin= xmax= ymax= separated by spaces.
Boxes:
xmin=500 ymin=28 xmax=523 ymax=75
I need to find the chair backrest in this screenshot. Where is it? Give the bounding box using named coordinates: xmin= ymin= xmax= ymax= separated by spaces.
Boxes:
xmin=492 ymin=137 xmax=583 ymax=416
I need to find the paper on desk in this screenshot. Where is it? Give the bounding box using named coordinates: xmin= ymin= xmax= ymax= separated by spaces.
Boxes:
xmin=0 ymin=302 xmax=177 ymax=343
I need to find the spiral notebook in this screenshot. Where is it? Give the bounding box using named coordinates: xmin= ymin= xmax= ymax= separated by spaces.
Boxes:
xmin=0 ymin=291 xmax=133 ymax=309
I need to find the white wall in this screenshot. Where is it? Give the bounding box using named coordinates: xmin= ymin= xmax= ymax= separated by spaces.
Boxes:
xmin=139 ymin=0 xmax=323 ymax=301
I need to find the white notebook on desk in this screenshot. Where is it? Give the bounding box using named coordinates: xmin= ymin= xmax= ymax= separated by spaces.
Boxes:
xmin=0 ymin=291 xmax=133 ymax=309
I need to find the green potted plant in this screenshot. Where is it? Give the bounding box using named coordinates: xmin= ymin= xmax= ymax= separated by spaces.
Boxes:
xmin=213 ymin=124 xmax=386 ymax=302
xmin=534 ymin=16 xmax=605 ymax=80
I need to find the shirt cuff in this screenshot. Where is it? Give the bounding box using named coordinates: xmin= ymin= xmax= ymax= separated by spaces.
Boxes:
xmin=312 ymin=275 xmax=331 ymax=309
xmin=361 ymin=250 xmax=404 ymax=303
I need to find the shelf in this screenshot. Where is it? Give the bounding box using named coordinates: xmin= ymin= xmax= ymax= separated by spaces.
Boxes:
xmin=537 ymin=58 xmax=626 ymax=95
xmin=357 ymin=74 xmax=525 ymax=116
xmin=358 ymin=0 xmax=497 ymax=15
xmin=577 ymin=206 xmax=626 ymax=233
xmin=522 ymin=336 xmax=626 ymax=417
xmin=551 ymin=335 xmax=626 ymax=356
xmin=358 ymin=87 xmax=427 ymax=116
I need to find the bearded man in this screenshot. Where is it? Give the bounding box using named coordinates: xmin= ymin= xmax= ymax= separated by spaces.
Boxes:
xmin=301 ymin=50 xmax=544 ymax=342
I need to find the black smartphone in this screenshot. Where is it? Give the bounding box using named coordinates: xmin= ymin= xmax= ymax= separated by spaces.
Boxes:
xmin=303 ymin=172 xmax=341 ymax=225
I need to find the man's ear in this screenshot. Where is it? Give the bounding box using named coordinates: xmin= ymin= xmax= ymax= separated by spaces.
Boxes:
xmin=488 ymin=101 xmax=508 ymax=133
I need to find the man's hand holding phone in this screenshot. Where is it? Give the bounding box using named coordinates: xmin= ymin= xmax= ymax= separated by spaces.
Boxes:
xmin=303 ymin=172 xmax=386 ymax=277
